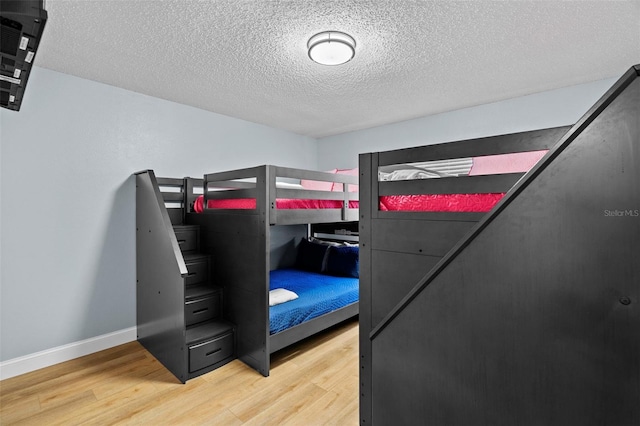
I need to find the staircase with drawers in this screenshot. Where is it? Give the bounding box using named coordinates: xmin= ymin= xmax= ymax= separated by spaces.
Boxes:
xmin=135 ymin=171 xmax=235 ymax=383
xmin=175 ymin=224 xmax=236 ymax=381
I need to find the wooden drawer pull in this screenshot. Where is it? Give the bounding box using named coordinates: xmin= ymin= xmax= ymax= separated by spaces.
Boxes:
xmin=206 ymin=348 xmax=222 ymax=357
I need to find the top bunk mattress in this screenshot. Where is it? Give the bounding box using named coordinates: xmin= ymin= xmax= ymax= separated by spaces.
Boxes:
xmin=379 ymin=193 xmax=505 ymax=212
xmin=378 ymin=150 xmax=548 ymax=212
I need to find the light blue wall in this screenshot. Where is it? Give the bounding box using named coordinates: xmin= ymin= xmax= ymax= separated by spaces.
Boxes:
xmin=0 ymin=67 xmax=317 ymax=361
xmin=317 ymin=77 xmax=618 ymax=170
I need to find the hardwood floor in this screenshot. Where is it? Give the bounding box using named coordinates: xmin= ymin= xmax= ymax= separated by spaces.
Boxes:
xmin=0 ymin=318 xmax=359 ymax=425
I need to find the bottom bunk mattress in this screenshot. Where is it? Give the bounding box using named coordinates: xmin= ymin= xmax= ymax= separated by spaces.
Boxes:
xmin=269 ymin=268 xmax=359 ymax=335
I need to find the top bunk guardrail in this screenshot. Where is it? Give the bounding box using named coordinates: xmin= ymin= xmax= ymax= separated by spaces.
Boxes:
xmin=135 ymin=171 xmax=188 ymax=274
xmin=368 ymin=126 xmax=571 ymax=221
xmin=154 ymin=176 xmax=203 ymax=226
xmin=198 ymin=165 xmax=359 ymax=225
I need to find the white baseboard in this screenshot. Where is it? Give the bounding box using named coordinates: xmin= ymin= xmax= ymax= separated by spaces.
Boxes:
xmin=0 ymin=327 xmax=137 ymax=381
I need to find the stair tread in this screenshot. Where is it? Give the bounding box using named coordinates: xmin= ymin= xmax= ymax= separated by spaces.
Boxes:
xmin=186 ymin=320 xmax=234 ymax=345
xmin=186 ymin=285 xmax=222 ymax=301
xmin=173 ymin=224 xmax=200 ymax=231
xmin=183 ymin=252 xmax=210 ymax=261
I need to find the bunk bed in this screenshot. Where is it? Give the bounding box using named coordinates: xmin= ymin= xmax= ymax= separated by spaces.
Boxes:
xmin=358 ymin=64 xmax=640 ymax=425
xmin=185 ymin=165 xmax=360 ymax=377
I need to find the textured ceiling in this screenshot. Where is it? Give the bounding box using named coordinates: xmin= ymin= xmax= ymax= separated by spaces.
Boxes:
xmin=35 ymin=0 xmax=640 ymax=138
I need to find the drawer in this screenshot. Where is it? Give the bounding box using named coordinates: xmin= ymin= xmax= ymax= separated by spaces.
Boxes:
xmin=185 ymin=258 xmax=209 ymax=285
xmin=185 ymin=294 xmax=220 ymax=326
xmin=189 ymin=332 xmax=234 ymax=373
xmin=174 ymin=227 xmax=198 ymax=252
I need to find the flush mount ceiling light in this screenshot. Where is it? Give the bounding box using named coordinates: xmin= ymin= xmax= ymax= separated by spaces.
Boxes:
xmin=307 ymin=31 xmax=356 ymax=66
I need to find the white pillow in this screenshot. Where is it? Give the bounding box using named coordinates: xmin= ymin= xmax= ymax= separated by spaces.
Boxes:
xmin=276 ymin=181 xmax=304 ymax=189
xmin=269 ymin=288 xmax=299 ymax=306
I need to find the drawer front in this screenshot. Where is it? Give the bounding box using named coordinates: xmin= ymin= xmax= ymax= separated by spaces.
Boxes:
xmin=185 ymin=295 xmax=220 ymax=326
xmin=175 ymin=228 xmax=198 ymax=252
xmin=185 ymin=259 xmax=209 ymax=285
xmin=189 ymin=332 xmax=234 ymax=373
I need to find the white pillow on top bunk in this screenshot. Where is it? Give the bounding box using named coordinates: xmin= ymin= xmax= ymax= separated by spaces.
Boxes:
xmin=269 ymin=288 xmax=299 ymax=306
xmin=275 ymin=181 xmax=304 ymax=189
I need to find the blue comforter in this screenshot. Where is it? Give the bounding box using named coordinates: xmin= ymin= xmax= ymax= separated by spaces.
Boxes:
xmin=269 ymin=268 xmax=359 ymax=334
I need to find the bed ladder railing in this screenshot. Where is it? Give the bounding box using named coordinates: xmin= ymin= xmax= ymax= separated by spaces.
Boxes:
xmin=135 ymin=170 xmax=189 ymax=379
xmin=154 ymin=175 xmax=203 ymax=225
xmin=135 ymin=170 xmax=188 ymax=274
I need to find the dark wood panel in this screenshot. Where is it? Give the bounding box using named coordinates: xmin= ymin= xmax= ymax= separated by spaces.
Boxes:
xmin=204 ymin=165 xmax=264 ymax=182
xmin=166 ymin=208 xmax=183 ymax=226
xmin=371 ymin=250 xmax=440 ymax=327
xmin=184 ymin=177 xmax=203 ymax=211
xmin=378 ymin=126 xmax=570 ymax=166
xmin=369 ymin=69 xmax=640 ymax=425
xmin=194 ymin=208 xmax=260 ymax=218
xmin=272 ymin=209 xmax=351 ymax=225
xmin=358 ymin=153 xmax=374 ymax=426
xmin=275 ymin=188 xmax=357 ymax=200
xmin=156 ymin=177 xmax=184 ymax=187
xmin=379 ymin=173 xmax=523 ymax=196
xmin=270 ymin=225 xmax=306 ymax=270
xmin=207 ymin=236 xmax=264 ymax=293
xmin=206 ymin=181 xmax=257 ymax=190
xmin=161 ymin=192 xmax=185 ymax=202
xmin=136 ymin=171 xmax=188 ymax=383
xmin=188 ymin=212 xmax=262 ymax=236
xmin=205 ymin=188 xmax=257 ymax=200
xmin=188 ymin=211 xmax=269 ymax=377
xmin=274 ymin=165 xmax=356 ymax=184
xmin=371 ymin=218 xmax=478 ymax=256
xmin=226 ymin=286 xmax=268 ymax=375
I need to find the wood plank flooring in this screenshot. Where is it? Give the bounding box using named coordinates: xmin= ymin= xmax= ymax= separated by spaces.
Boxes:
xmin=0 ymin=318 xmax=359 ymax=425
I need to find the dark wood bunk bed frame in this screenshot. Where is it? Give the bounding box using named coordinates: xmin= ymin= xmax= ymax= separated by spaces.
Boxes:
xmin=358 ymin=65 xmax=640 ymax=425
xmin=186 ymin=165 xmax=359 ymax=377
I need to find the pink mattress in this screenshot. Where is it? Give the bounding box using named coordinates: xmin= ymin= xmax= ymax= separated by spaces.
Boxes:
xmin=377 ymin=149 xmax=547 ymax=212
xmin=194 ymin=195 xmax=358 ymax=212
xmin=379 ymin=193 xmax=506 ymax=212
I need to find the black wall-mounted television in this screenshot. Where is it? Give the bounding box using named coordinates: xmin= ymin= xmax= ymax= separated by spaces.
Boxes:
xmin=1 ymin=0 xmax=47 ymax=111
